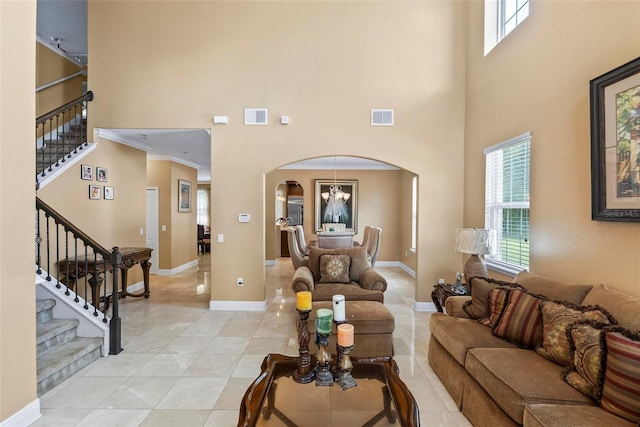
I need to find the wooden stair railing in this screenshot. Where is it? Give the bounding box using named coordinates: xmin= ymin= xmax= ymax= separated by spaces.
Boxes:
xmin=35 ymin=196 xmax=122 ymax=354
xmin=36 ymin=91 xmax=94 ymax=190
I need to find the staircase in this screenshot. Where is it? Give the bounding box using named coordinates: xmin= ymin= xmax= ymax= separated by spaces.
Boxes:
xmin=36 ymin=120 xmax=88 ymax=177
xmin=36 ymin=299 xmax=103 ymax=396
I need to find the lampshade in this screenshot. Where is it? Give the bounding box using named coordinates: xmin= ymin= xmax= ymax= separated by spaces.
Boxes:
xmin=455 ymin=228 xmax=496 ymax=255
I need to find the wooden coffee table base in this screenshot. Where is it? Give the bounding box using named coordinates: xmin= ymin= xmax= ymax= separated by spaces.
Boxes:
xmin=238 ymin=353 xmax=420 ymax=427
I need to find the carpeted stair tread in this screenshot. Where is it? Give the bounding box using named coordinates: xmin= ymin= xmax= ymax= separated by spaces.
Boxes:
xmin=36 ymin=299 xmax=56 ymax=323
xmin=37 ymin=319 xmax=80 ymax=356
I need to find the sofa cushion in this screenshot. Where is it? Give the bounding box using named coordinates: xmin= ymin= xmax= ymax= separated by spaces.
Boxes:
xmin=463 ymin=277 xmax=520 ymax=320
xmin=563 ymin=321 xmax=608 ymax=400
xmin=318 ymin=254 xmax=351 ymax=283
xmin=582 ymin=284 xmax=640 ymax=331
xmin=514 ymin=270 xmax=593 ymax=304
xmin=493 ymin=288 xmax=544 ymax=348
xmin=308 ymin=246 xmax=368 ymax=283
xmin=537 ymin=301 xmax=615 ymax=367
xmin=310 ymin=300 xmax=394 ymax=335
xmin=310 ymin=283 xmax=384 ymax=303
xmin=429 ymin=313 xmax=518 ymax=365
xmin=465 ymin=348 xmax=595 ymax=424
xmin=524 ymin=404 xmax=635 ymax=427
xmin=600 ymin=327 xmax=640 ymax=423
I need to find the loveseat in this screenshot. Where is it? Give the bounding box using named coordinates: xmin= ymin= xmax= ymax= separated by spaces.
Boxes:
xmin=291 ymin=245 xmax=387 ymax=303
xmin=428 ymin=271 xmax=640 ymax=426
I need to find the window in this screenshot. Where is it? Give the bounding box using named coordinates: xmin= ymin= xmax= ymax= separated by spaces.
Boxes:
xmin=411 ymin=176 xmax=417 ymax=250
xmin=484 ymin=132 xmax=530 ymax=275
xmin=484 ymin=0 xmax=530 ymax=55
xmin=197 ymin=188 xmax=209 ymax=227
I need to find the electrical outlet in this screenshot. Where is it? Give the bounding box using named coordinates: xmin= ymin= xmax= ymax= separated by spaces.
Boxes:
xmin=237 ymin=277 xmax=244 ymax=287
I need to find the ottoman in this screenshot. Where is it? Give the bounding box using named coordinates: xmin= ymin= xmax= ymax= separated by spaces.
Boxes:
xmin=307 ymin=300 xmax=395 ymax=358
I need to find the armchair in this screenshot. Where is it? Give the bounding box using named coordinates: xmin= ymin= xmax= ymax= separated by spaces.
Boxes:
xmin=291 ymin=245 xmax=387 ymax=303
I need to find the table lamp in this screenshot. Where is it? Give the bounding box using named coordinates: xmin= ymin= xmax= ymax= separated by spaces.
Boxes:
xmin=455 ymin=228 xmax=496 ymax=280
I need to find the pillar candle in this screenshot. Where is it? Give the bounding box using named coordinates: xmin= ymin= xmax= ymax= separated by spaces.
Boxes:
xmin=337 ymin=323 xmax=354 ymax=347
xmin=332 ymin=294 xmax=346 ymax=322
xmin=296 ymin=291 xmax=312 ymax=311
xmin=316 ymin=308 xmax=333 ymax=334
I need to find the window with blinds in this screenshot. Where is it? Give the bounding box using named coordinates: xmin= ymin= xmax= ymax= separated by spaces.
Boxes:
xmin=197 ymin=188 xmax=209 ymax=227
xmin=484 ymin=132 xmax=530 ymax=275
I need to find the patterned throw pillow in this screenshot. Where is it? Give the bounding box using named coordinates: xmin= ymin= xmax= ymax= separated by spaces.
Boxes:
xmin=562 ymin=321 xmax=608 ymax=400
xmin=536 ymin=301 xmax=615 ymax=367
xmin=600 ymin=328 xmax=640 ymax=423
xmin=463 ymin=277 xmax=519 ymax=320
xmin=319 ymin=254 xmax=351 ymax=284
xmin=478 ymin=286 xmax=511 ymax=327
xmin=492 ymin=288 xmax=544 ymax=348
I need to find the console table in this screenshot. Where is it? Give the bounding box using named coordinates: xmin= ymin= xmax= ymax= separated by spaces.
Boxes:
xmin=56 ymin=247 xmax=152 ymax=307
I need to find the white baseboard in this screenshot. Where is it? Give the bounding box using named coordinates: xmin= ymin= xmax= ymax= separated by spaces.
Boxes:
xmin=398 ymin=263 xmax=416 ymax=277
xmin=264 ymin=260 xmax=276 ymax=266
xmin=209 ymin=300 xmax=267 ymax=311
xmin=0 ymin=398 xmax=40 ymax=427
xmin=156 ymin=259 xmax=198 ymax=276
xmin=126 ymin=281 xmax=145 ymax=293
xmin=414 ymin=301 xmax=436 ymax=312
xmin=374 ymin=261 xmax=399 ymax=267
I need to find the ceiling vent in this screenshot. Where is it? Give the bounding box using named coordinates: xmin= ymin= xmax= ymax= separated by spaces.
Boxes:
xmin=371 ymin=109 xmax=394 ymax=126
xmin=244 ymin=108 xmax=268 ymax=125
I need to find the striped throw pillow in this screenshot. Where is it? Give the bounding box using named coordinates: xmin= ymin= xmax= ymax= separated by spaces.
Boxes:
xmin=600 ymin=328 xmax=640 ymax=423
xmin=478 ymin=286 xmax=511 ymax=327
xmin=492 ymin=288 xmax=544 ymax=348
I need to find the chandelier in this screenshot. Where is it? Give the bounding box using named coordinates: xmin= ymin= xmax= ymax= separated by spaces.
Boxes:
xmin=321 ymin=157 xmax=350 ymax=223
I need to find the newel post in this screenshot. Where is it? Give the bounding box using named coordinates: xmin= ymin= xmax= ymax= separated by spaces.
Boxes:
xmin=109 ymin=246 xmax=123 ymax=354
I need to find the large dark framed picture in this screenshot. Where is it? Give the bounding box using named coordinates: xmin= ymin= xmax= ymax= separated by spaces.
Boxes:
xmin=591 ymin=56 xmax=640 ymax=222
xmin=314 ymin=179 xmax=358 ymax=232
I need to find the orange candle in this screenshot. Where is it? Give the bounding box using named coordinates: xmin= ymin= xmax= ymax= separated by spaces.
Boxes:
xmin=337 ymin=323 xmax=354 ymax=347
xmin=296 ymin=291 xmax=312 ymax=311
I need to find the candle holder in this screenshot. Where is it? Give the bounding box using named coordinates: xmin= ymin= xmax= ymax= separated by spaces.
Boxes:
xmin=333 ymin=319 xmax=347 ymax=380
xmin=337 ymin=344 xmax=357 ymax=390
xmin=293 ymin=309 xmax=315 ymax=384
xmin=314 ymin=332 xmax=334 ymax=386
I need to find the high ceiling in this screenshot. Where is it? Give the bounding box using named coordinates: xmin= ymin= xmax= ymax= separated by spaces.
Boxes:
xmin=39 ymin=1 xmax=399 ymax=182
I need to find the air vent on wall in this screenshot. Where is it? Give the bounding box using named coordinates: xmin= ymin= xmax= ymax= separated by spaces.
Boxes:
xmin=244 ymin=108 xmax=268 ymax=125
xmin=371 ymin=109 xmax=394 ymax=126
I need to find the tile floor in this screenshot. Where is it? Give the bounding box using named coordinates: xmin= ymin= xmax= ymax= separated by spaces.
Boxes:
xmin=33 ymin=256 xmax=471 ymax=426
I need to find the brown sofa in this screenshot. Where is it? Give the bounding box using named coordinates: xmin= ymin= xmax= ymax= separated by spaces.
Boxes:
xmin=291 ymin=245 xmax=387 ymax=303
xmin=429 ymin=271 xmax=640 ymax=426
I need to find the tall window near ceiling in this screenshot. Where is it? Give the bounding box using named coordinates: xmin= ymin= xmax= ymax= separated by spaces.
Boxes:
xmin=411 ymin=176 xmax=417 ymax=250
xmin=484 ymin=0 xmax=530 ymax=55
xmin=197 ymin=188 xmax=209 ymax=227
xmin=484 ymin=132 xmax=530 ymax=275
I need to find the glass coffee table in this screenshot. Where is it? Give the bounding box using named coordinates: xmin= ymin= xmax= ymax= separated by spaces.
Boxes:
xmin=238 ymin=354 xmax=420 ymax=427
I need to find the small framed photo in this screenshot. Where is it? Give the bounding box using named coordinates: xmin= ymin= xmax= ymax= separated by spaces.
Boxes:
xmin=178 ymin=179 xmax=192 ymax=213
xmin=96 ymin=167 xmax=108 ymax=182
xmin=104 ymin=186 xmax=114 ymax=200
xmin=81 ymin=165 xmax=93 ymax=180
xmin=89 ymin=185 xmax=101 ymax=199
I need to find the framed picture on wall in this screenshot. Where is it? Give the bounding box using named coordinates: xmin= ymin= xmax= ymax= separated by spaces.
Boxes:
xmin=96 ymin=167 xmax=108 ymax=182
xmin=81 ymin=164 xmax=93 ymax=180
xmin=178 ymin=179 xmax=192 ymax=213
xmin=89 ymin=185 xmax=101 ymax=200
xmin=590 ymin=56 xmax=640 ymax=222
xmin=104 ymin=186 xmax=114 ymax=200
xmin=314 ymin=179 xmax=358 ymax=232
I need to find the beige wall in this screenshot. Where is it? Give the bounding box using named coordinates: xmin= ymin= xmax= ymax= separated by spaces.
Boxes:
xmin=39 ymin=137 xmax=147 ymax=286
xmin=36 ymin=42 xmax=84 ymax=117
xmin=89 ymin=1 xmax=467 ymax=303
xmin=465 ymin=1 xmax=640 ymax=296
xmin=147 ymin=160 xmax=198 ymax=270
xmin=0 ymin=0 xmax=38 ymax=421
xmin=265 ymin=169 xmax=409 ymax=263
xmin=170 ymin=163 xmax=198 ymax=267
